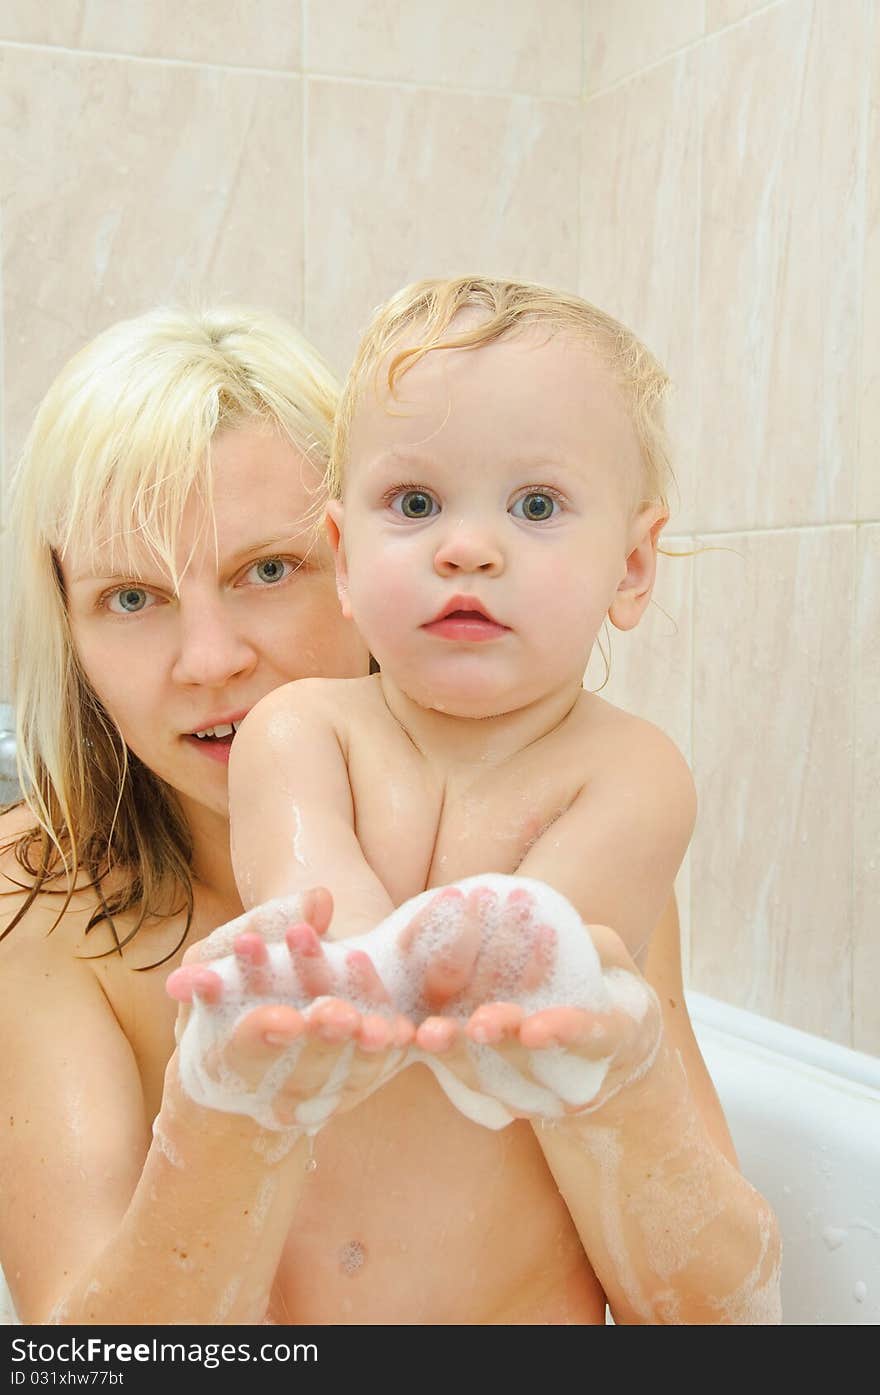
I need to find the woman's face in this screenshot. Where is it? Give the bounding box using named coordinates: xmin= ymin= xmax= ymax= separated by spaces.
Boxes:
xmin=61 ymin=426 xmax=369 ymax=828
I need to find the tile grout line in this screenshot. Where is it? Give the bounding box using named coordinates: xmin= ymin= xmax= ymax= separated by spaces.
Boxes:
xmin=850 ymin=526 xmax=859 ymax=1049
xmin=0 ymin=37 xmax=582 ymax=104
xmin=301 ymin=0 xmax=309 ymax=334
xmin=686 ymin=17 xmax=707 ymax=988
xmin=848 ymin=0 xmax=874 ymax=1049
xmin=582 ymin=0 xmax=789 ymax=103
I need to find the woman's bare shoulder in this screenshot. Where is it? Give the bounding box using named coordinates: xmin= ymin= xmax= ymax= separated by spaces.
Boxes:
xmin=0 ymin=805 xmax=109 ymax=956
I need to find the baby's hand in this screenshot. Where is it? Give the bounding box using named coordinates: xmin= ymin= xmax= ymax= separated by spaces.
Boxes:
xmin=166 ymin=894 xmax=415 ymax=1130
xmin=397 ymin=881 xmax=558 ymax=1017
xmin=408 ymin=892 xmax=662 ymax=1119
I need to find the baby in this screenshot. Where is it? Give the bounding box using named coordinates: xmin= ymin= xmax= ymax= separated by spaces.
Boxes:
xmin=175 ymin=277 xmax=695 ymax=1131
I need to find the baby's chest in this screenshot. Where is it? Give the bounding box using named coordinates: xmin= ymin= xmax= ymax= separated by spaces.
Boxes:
xmin=347 ymin=744 xmax=582 ymax=906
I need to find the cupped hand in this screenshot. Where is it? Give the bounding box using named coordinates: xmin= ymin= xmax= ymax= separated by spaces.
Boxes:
xmin=411 ymin=909 xmax=663 ymax=1120
xmin=166 ymin=891 xmax=415 ymax=1129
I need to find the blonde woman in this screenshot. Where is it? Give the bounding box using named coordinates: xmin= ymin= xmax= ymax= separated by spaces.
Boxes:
xmin=0 ymin=305 xmax=776 ymax=1326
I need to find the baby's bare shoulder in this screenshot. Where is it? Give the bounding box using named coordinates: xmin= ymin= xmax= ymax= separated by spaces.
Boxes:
xmin=572 ymin=693 xmax=694 ymax=797
xmin=242 ymin=673 xmax=379 ymax=731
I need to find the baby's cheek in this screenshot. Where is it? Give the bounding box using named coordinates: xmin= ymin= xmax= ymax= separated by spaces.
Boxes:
xmin=350 ymin=559 xmax=424 ymax=644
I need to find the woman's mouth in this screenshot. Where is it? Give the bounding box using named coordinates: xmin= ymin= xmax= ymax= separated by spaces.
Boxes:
xmin=183 ymin=717 xmax=245 ymax=764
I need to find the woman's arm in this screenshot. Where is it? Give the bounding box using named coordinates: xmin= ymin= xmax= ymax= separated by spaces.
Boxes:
xmin=530 ymin=898 xmax=782 ymax=1325
xmin=0 ymin=918 xmax=309 ymax=1324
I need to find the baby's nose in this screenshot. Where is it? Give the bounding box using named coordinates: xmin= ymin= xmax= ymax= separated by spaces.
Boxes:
xmin=433 ymin=522 xmax=504 ymax=576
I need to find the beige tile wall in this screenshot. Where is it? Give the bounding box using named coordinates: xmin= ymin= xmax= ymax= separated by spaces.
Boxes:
xmin=0 ymin=1 xmax=875 ymax=1051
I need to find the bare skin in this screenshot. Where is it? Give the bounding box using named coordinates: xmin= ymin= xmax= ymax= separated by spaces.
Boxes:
xmin=0 ymin=422 xmax=776 ymax=1326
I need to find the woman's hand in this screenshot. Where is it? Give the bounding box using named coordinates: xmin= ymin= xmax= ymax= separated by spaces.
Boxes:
xmin=166 ymin=891 xmax=415 ymax=1129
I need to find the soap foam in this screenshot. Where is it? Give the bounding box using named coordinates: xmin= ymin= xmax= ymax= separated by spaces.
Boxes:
xmin=176 ymin=875 xmax=650 ymax=1133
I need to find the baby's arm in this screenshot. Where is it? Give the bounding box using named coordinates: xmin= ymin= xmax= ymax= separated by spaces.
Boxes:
xmin=502 ymin=731 xmax=781 ymax=1323
xmin=228 ymin=680 xmax=395 ymax=939
xmin=516 ymin=718 xmax=697 ymax=958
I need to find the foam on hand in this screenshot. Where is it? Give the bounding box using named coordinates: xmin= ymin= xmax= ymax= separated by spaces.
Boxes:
xmin=176 ymin=874 xmax=640 ymax=1133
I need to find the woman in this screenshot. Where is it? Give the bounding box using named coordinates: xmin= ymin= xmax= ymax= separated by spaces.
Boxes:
xmin=0 ymin=306 xmax=779 ymax=1325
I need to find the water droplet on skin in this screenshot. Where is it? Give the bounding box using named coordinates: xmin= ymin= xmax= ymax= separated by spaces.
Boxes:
xmin=305 ymin=1157 xmax=317 ymax=1172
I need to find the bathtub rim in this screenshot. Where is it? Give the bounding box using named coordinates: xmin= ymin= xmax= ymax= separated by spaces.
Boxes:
xmin=685 ymin=989 xmax=880 ymax=1093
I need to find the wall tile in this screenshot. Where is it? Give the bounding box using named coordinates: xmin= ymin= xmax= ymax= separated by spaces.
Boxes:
xmin=705 ymin=0 xmax=773 ymax=30
xmin=861 ymin=5 xmax=880 ymax=521
xmin=697 ymin=0 xmax=867 ymax=530
xmin=584 ymin=0 xmax=704 ymax=96
xmin=0 ymin=1 xmax=301 ymax=70
xmin=0 ymin=47 xmax=303 ymax=467
xmin=0 ymin=1 xmax=81 ymax=46
xmin=584 ymin=534 xmax=695 ymax=955
xmin=306 ymin=0 xmax=582 ymax=97
xmin=581 ymin=49 xmax=700 ymax=533
xmin=690 ymin=528 xmax=855 ymax=1043
xmin=584 ymin=536 xmax=694 ymax=763
xmin=854 ymin=525 xmax=880 ymax=1054
xmin=305 ymin=79 xmax=579 ymax=375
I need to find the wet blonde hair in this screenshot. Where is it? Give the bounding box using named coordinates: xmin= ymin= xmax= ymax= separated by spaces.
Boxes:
xmin=2 ymin=304 xmax=339 ymax=962
xmin=329 ymin=275 xmax=674 ymax=507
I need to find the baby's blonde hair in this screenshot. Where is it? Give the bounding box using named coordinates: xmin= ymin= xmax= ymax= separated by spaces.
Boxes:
xmin=2 ymin=304 xmax=339 ymax=961
xmin=329 ymin=276 xmax=674 ymax=507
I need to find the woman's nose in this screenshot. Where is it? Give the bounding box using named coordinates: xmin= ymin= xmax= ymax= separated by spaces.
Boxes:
xmin=433 ymin=521 xmax=505 ymax=577
xmin=171 ymin=600 xmax=258 ymax=688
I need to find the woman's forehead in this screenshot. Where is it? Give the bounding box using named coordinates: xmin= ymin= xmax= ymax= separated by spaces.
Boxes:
xmin=62 ymin=426 xmax=328 ymax=578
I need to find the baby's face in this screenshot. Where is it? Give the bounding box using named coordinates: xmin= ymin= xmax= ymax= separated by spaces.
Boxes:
xmin=330 ymin=328 xmax=657 ymax=717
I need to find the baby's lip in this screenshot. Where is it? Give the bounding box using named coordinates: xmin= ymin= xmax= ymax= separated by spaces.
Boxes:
xmin=427 ymin=594 xmax=504 ymax=626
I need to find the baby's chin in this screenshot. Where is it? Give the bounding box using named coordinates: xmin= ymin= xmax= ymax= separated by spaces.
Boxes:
xmin=397 ymin=675 xmax=542 ymax=721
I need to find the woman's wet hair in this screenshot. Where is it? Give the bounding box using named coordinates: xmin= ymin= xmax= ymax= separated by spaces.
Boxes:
xmin=1 ymin=305 xmax=340 ymax=961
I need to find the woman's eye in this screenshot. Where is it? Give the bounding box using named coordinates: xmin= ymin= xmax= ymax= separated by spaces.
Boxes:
xmin=391 ymin=490 xmax=439 ymax=520
xmin=246 ymin=557 xmax=295 ymax=585
xmin=107 ymin=587 xmax=155 ymax=614
xmin=510 ymin=491 xmax=559 ymax=522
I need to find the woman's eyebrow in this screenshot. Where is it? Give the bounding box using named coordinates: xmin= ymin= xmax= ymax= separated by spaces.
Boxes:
xmin=232 ymin=530 xmax=311 ymax=554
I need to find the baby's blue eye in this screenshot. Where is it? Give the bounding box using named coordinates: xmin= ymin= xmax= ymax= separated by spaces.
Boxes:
xmin=393 ymin=490 xmax=438 ymax=519
xmin=109 ymin=587 xmax=151 ymax=613
xmin=252 ymin=557 xmax=289 ymax=584
xmin=511 ymin=492 xmax=558 ymax=522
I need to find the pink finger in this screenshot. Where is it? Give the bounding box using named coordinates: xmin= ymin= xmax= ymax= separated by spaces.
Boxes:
xmin=345 ymin=949 xmax=391 ymax=1006
xmin=233 ymin=932 xmax=273 ymax=994
xmin=421 ymin=899 xmax=482 ymax=1007
xmin=299 ymin=886 xmax=334 ymax=939
xmin=286 ymin=922 xmax=334 ymax=998
xmin=466 ymin=1001 xmax=524 ymax=1045
xmin=520 ymin=923 xmax=558 ymax=993
xmin=519 ymin=1007 xmax=595 ymax=1051
xmin=307 ymin=997 xmax=361 ymax=1043
xmin=415 ymin=1016 xmax=460 ymax=1053
xmin=357 ymin=1013 xmax=395 ymax=1053
xmin=397 ymin=885 xmax=465 ymax=955
xmin=392 ymin=1015 xmax=417 ymax=1049
xmin=234 ymin=1003 xmax=305 ymax=1049
xmin=165 ymin=965 xmax=223 ymax=1005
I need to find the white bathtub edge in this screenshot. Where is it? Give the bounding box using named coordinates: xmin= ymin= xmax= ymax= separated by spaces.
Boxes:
xmin=685 ymin=989 xmax=880 ymax=1092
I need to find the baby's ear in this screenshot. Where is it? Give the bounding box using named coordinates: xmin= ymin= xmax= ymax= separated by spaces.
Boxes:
xmin=608 ymin=505 xmax=667 ymax=633
xmin=324 ymin=502 xmax=351 ymax=619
